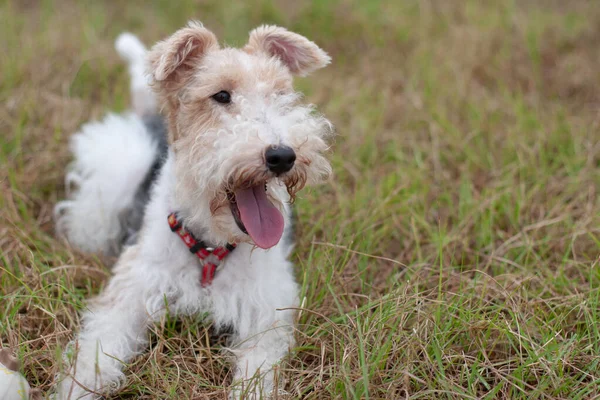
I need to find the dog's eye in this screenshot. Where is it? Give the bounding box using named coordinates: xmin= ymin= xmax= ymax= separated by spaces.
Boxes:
xmin=212 ymin=91 xmax=231 ymax=104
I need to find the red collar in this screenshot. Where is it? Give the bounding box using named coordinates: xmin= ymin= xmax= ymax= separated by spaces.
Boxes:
xmin=168 ymin=212 xmax=236 ymax=287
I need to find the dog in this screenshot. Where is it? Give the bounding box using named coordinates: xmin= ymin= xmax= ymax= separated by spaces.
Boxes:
xmin=52 ymin=22 xmax=333 ymax=399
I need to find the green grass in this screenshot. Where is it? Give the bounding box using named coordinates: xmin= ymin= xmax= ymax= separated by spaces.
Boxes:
xmin=1 ymin=0 xmax=600 ymax=399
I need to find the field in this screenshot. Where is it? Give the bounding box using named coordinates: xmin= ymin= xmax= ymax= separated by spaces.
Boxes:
xmin=1 ymin=0 xmax=600 ymax=399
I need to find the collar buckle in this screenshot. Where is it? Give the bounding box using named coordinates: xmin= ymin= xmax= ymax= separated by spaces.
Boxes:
xmin=167 ymin=212 xmax=236 ymax=287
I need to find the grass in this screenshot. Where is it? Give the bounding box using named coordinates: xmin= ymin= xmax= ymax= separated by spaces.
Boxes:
xmin=1 ymin=0 xmax=599 ymax=398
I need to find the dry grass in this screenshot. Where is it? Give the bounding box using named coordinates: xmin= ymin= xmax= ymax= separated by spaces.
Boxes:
xmin=1 ymin=0 xmax=600 ymax=399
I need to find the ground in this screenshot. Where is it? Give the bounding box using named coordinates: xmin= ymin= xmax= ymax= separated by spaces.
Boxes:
xmin=1 ymin=1 xmax=599 ymax=399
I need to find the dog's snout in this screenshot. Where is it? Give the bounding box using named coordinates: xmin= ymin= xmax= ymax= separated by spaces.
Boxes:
xmin=265 ymin=145 xmax=296 ymax=174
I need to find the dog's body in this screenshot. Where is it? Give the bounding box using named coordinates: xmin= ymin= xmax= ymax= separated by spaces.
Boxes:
xmin=54 ymin=24 xmax=332 ymax=399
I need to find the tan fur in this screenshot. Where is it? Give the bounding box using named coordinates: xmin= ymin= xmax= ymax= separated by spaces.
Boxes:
xmin=246 ymin=25 xmax=331 ymax=76
xmin=53 ymin=25 xmax=334 ymax=399
xmin=147 ymin=22 xmax=332 ymax=245
xmin=148 ymin=21 xmax=219 ymax=141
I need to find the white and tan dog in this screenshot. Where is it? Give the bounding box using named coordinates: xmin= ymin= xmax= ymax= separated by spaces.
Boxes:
xmin=54 ymin=22 xmax=332 ymax=399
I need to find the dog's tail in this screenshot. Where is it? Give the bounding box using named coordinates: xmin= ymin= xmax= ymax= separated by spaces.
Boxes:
xmin=54 ymin=34 xmax=163 ymax=256
xmin=115 ymin=32 xmax=157 ymax=116
xmin=54 ymin=113 xmax=160 ymax=256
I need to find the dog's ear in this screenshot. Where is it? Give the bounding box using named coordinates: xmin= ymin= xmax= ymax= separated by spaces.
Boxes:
xmin=246 ymin=25 xmax=331 ymax=77
xmin=148 ymin=21 xmax=219 ymax=87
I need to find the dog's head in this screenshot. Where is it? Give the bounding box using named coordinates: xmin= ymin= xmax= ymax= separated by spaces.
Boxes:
xmin=148 ymin=22 xmax=333 ymax=248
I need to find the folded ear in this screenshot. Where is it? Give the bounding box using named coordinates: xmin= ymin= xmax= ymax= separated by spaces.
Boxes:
xmin=148 ymin=21 xmax=219 ymax=89
xmin=246 ymin=25 xmax=331 ymax=77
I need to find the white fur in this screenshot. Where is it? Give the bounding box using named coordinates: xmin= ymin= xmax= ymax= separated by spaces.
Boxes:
xmin=54 ymin=153 xmax=298 ymax=400
xmin=54 ymin=29 xmax=332 ymax=400
xmin=115 ymin=32 xmax=157 ymax=116
xmin=54 ymin=113 xmax=159 ymax=255
xmin=174 ymin=89 xmax=332 ymax=246
xmin=55 ymin=33 xmax=161 ymax=256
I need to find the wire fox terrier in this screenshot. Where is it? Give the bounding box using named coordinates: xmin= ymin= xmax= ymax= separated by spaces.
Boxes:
xmin=53 ymin=22 xmax=333 ymax=399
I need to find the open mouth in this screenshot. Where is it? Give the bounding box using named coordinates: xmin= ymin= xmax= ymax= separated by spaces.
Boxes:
xmin=228 ymin=183 xmax=284 ymax=249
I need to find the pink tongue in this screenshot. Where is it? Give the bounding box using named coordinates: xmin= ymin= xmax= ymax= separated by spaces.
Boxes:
xmin=234 ymin=185 xmax=284 ymax=249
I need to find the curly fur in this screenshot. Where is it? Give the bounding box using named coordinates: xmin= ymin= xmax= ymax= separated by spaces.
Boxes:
xmin=53 ymin=23 xmax=332 ymax=400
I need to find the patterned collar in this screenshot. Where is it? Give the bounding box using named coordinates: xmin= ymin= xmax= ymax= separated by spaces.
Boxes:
xmin=167 ymin=212 xmax=236 ymax=287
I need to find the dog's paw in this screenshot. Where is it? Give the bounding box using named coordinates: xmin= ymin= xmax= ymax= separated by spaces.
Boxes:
xmin=50 ymin=382 xmax=97 ymax=400
xmin=229 ymin=386 xmax=292 ymax=400
xmin=229 ymin=371 xmax=293 ymax=400
xmin=229 ymin=375 xmax=273 ymax=400
xmin=48 ymin=388 xmax=96 ymax=400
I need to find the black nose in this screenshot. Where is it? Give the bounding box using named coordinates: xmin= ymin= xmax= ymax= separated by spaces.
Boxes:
xmin=265 ymin=145 xmax=296 ymax=174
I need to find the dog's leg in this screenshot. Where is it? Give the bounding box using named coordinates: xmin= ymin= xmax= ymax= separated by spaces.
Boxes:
xmin=229 ymin=319 xmax=295 ymax=399
xmin=55 ymin=33 xmax=159 ymax=256
xmin=54 ymin=113 xmax=159 ymax=256
xmin=219 ymin=263 xmax=298 ymax=399
xmin=55 ymin=247 xmax=162 ymax=399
